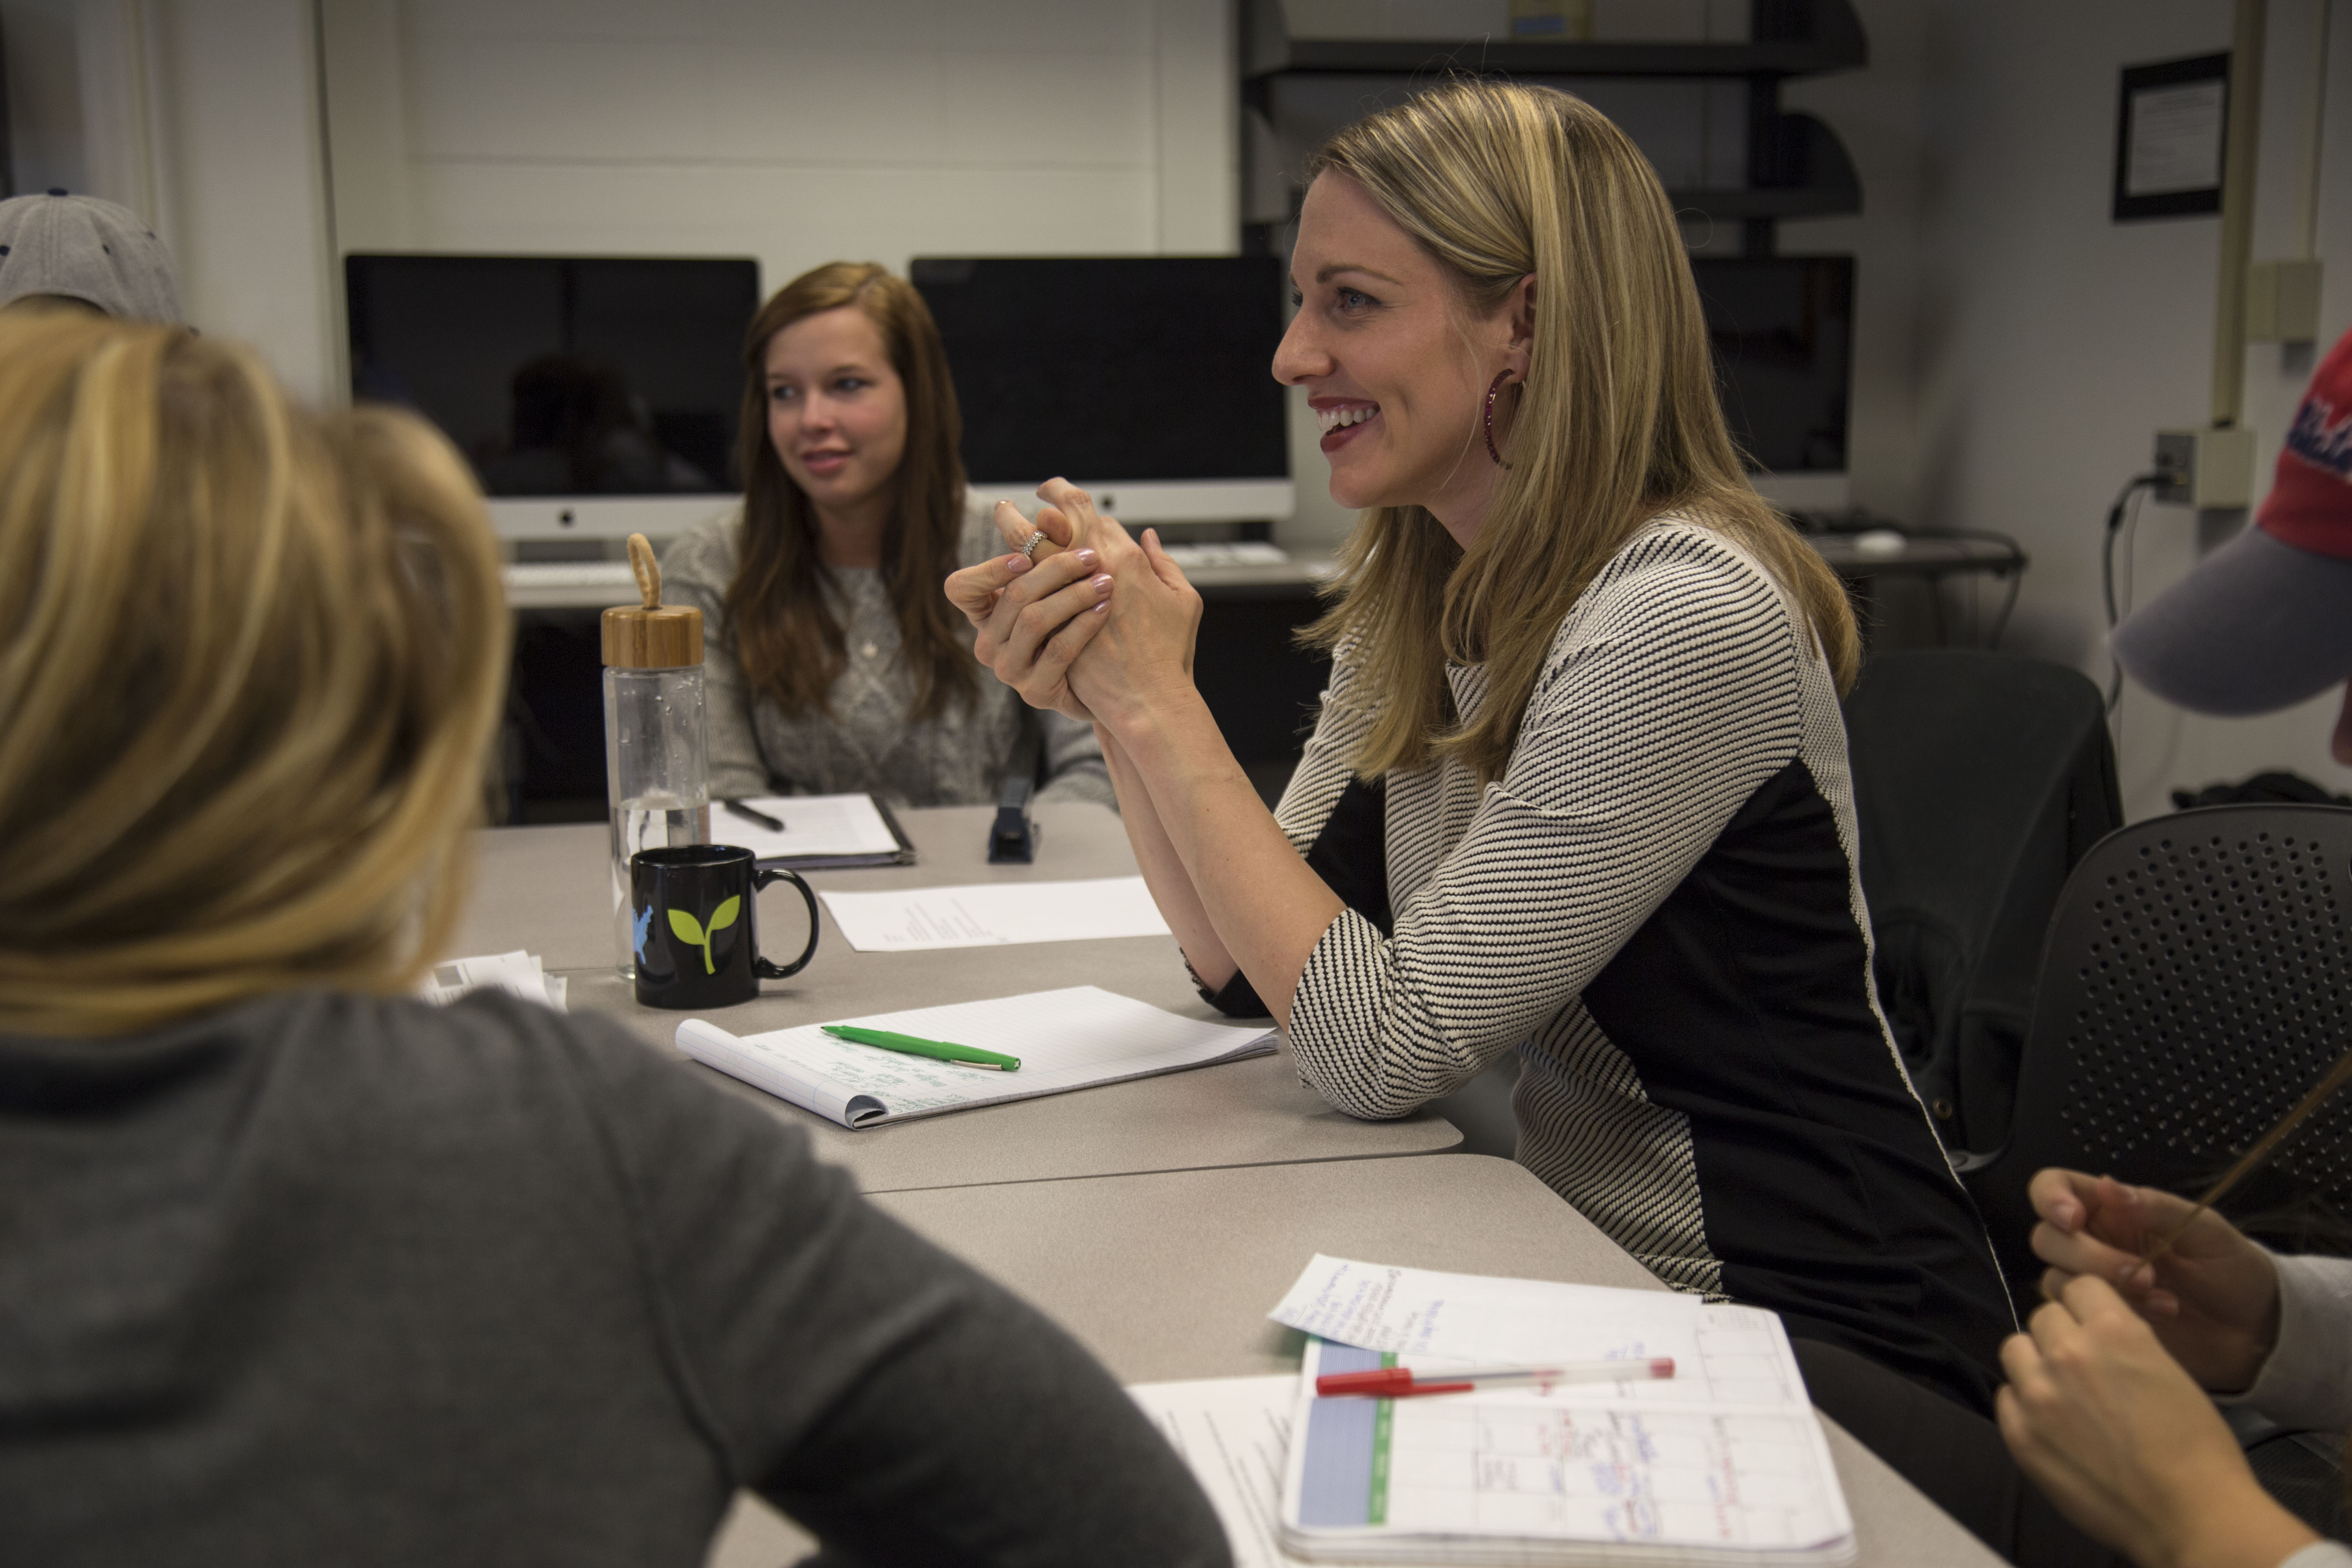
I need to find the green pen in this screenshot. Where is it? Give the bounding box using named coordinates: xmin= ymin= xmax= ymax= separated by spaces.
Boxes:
xmin=821 ymin=1024 xmax=1022 ymax=1072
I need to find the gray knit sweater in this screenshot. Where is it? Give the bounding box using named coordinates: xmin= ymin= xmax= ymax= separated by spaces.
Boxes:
xmin=0 ymin=989 xmax=1228 ymax=1568
xmin=661 ymin=502 xmax=1112 ymax=809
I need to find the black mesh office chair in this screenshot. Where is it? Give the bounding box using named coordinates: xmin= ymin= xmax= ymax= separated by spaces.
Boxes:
xmin=1965 ymin=805 xmax=2352 ymax=1305
xmin=1843 ymin=652 xmax=2120 ymax=1154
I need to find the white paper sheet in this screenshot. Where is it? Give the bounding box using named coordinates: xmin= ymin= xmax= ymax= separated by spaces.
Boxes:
xmin=2125 ymin=79 xmax=2225 ymax=196
xmin=818 ymin=876 xmax=1171 ymax=952
xmin=1268 ymin=1256 xmax=1805 ymax=1410
xmin=708 ymin=793 xmax=902 ymax=861
xmin=676 ymin=985 xmax=1274 ymax=1127
xmin=421 ymin=950 xmax=567 ymax=1012
xmin=1130 ymin=1376 xmax=1322 ymax=1568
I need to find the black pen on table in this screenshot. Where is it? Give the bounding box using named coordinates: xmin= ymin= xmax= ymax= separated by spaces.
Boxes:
xmin=723 ymin=799 xmax=784 ymax=832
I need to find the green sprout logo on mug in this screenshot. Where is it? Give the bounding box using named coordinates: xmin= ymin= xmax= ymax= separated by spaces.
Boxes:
xmin=668 ymin=895 xmax=741 ymax=974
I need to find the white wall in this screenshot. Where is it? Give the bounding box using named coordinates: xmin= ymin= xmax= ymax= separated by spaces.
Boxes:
xmin=153 ymin=0 xmax=337 ymax=400
xmin=3 ymin=0 xmax=85 ymax=193
xmin=323 ymin=0 xmax=1235 ymax=287
xmin=32 ymin=0 xmax=338 ymax=401
xmin=1913 ymin=0 xmax=2352 ymax=817
xmin=11 ymin=0 xmax=1235 ymax=414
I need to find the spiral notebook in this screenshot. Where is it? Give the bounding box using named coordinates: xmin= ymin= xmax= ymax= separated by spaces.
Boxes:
xmin=1277 ymin=1339 xmax=1853 ymax=1565
xmin=1131 ymin=1351 xmax=1854 ymax=1568
xmin=1263 ymin=1259 xmax=1856 ymax=1567
xmin=675 ymin=985 xmax=1276 ymax=1128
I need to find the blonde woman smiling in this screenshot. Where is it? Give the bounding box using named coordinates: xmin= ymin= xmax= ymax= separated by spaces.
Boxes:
xmin=954 ymin=80 xmax=2016 ymax=1413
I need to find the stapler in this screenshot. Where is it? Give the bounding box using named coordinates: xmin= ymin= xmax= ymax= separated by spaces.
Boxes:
xmin=988 ymin=775 xmax=1039 ymax=863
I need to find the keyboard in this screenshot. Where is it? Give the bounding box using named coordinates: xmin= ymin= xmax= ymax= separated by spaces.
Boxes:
xmin=503 ymin=561 xmax=640 ymax=590
xmin=1155 ymin=542 xmax=1289 ymax=569
xmin=501 ymin=545 xmax=1300 ymax=603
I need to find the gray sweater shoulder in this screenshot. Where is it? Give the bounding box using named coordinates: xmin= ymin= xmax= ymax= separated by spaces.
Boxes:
xmin=659 ymin=512 xmax=743 ymax=626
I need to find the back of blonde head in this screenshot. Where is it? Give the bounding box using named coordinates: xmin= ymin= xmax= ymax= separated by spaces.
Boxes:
xmin=0 ymin=315 xmax=508 ymax=1035
xmin=1305 ymin=80 xmax=1860 ymax=781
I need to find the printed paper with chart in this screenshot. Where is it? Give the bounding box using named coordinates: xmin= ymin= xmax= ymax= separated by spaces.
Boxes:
xmin=1281 ymin=1339 xmax=1853 ymax=1562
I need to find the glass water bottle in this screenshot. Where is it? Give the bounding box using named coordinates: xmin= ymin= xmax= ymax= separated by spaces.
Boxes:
xmin=602 ymin=534 xmax=711 ymax=978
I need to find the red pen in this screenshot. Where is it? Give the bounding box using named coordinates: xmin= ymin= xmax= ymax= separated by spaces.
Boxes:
xmin=1316 ymin=1358 xmax=1676 ymax=1398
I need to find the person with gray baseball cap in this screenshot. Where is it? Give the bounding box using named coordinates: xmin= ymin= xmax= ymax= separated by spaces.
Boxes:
xmin=2113 ymin=324 xmax=2352 ymax=757
xmin=0 ymin=190 xmax=183 ymax=324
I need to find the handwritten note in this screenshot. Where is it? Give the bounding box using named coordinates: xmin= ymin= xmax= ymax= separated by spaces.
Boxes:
xmin=1268 ymin=1255 xmax=1803 ymax=1409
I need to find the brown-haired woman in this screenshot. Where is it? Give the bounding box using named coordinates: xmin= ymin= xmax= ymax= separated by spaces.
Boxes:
xmin=952 ymin=80 xmax=2015 ymax=1413
xmin=662 ymin=260 xmax=1109 ymax=806
xmin=0 ymin=313 xmax=1224 ymax=1567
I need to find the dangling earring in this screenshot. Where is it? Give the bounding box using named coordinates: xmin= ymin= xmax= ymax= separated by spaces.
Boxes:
xmin=1483 ymin=371 xmax=1514 ymax=469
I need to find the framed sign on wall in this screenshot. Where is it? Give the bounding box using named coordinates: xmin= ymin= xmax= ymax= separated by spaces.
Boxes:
xmin=2113 ymin=52 xmax=2230 ymax=221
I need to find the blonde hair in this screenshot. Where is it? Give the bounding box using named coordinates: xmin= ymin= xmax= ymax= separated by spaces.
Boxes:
xmin=0 ymin=314 xmax=509 ymax=1035
xmin=1303 ymin=80 xmax=1861 ymax=782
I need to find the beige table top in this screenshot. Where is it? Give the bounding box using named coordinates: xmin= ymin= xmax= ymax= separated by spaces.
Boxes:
xmin=713 ymin=1156 xmax=1996 ymax=1568
xmin=898 ymin=1156 xmax=1997 ymax=1568
xmin=447 ymin=805 xmax=1457 ymax=1193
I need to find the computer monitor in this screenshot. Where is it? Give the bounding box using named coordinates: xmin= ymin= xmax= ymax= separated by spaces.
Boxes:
xmin=910 ymin=256 xmax=1291 ymax=525
xmin=345 ymin=254 xmax=760 ymax=541
xmin=1689 ymin=255 xmax=1855 ymax=514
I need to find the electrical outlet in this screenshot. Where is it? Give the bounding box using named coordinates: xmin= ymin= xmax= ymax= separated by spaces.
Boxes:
xmin=2153 ymin=427 xmax=2256 ymax=509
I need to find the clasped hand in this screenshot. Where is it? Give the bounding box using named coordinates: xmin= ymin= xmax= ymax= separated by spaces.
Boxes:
xmin=943 ymin=478 xmax=1203 ymax=729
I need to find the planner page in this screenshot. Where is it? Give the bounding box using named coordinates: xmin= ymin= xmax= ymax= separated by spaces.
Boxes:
xmin=1282 ymin=1341 xmax=1855 ymax=1565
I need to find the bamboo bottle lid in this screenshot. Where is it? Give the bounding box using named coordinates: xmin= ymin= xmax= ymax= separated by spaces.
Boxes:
xmin=601 ymin=533 xmax=704 ymax=669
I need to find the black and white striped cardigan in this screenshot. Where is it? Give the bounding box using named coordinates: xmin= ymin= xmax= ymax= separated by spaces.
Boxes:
xmin=1252 ymin=517 xmax=2016 ymax=1410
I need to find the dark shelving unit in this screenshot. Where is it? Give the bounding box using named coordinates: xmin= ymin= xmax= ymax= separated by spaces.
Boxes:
xmin=1239 ymin=0 xmax=1867 ymax=257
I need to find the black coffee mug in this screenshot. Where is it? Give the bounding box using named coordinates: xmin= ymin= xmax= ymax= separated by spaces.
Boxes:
xmin=630 ymin=844 xmax=819 ymax=1010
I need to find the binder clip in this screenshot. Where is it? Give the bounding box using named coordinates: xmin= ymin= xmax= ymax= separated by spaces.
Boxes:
xmin=988 ymin=775 xmax=1039 ymax=864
